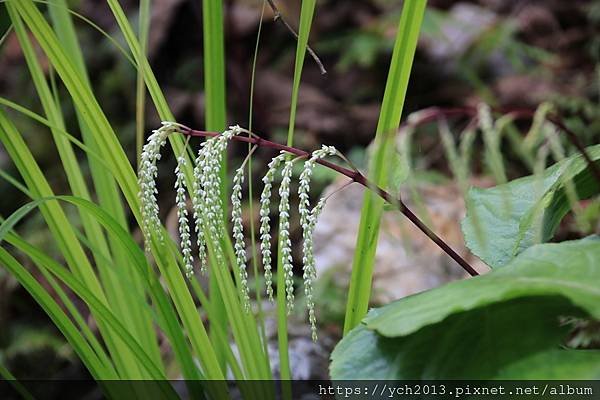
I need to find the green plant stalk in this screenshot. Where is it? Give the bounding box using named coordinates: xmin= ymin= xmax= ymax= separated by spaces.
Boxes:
xmin=248 ymin=0 xmax=269 ymax=357
xmin=344 ymin=0 xmax=427 ymax=334
xmin=275 ymin=0 xmax=317 ymax=388
xmin=136 ymin=0 xmax=151 ymax=169
xmin=202 ymin=0 xmax=229 ymax=373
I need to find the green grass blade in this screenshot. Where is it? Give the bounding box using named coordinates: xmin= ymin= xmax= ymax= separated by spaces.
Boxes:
xmin=10 ymin=0 xmax=246 ymax=390
xmin=6 ymin=242 xmax=171 ymax=382
xmin=2 ymin=2 xmax=154 ymax=376
xmin=0 ymin=97 xmax=109 ymax=170
xmin=0 ymin=361 xmax=35 ymax=400
xmin=398 ymin=124 xmax=432 ymax=226
xmin=0 ymin=198 xmax=185 ymax=388
xmin=479 ymin=104 xmax=508 ymax=184
xmin=285 ymin=0 xmax=316 ymax=148
xmin=344 ymin=0 xmax=427 ymax=334
xmin=0 ymin=248 xmax=117 ymax=380
xmin=7 ymin=2 xmax=218 ymax=383
xmin=108 ymin=0 xmax=271 ymax=384
xmin=202 ymin=0 xmax=228 ymax=373
xmin=29 ymin=0 xmax=136 ymax=66
xmin=202 ymin=0 xmax=227 ymax=132
xmin=12 ymin=0 xmax=138 ymax=215
xmin=247 ymin=0 xmax=269 ymax=365
xmin=44 ymin=2 xmax=160 ymax=371
xmin=0 ymin=171 xmax=203 ymax=384
xmin=136 ymin=0 xmax=150 ymax=169
xmin=4 ymin=9 xmax=158 ymax=373
xmin=104 ymin=2 xmax=232 ymax=387
xmin=2 ymin=226 xmax=116 ymax=375
xmin=0 ymin=105 xmax=114 ymax=315
xmin=47 ymin=0 xmax=131 ymax=234
xmin=275 ymin=0 xmax=318 ymax=387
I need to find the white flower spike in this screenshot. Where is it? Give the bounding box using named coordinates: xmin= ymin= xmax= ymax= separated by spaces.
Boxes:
xmin=175 ymin=156 xmax=194 ymax=277
xmin=231 ymin=166 xmax=250 ymax=311
xmin=278 ymin=159 xmax=295 ymax=313
xmin=259 ymin=152 xmax=287 ymax=301
xmin=191 ymin=126 xmax=244 ymax=274
xmin=298 ymin=145 xmax=338 ymax=341
xmin=138 ymin=122 xmax=181 ymax=251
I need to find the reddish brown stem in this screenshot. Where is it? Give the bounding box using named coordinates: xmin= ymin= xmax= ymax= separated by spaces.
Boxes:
xmin=181 ymin=126 xmax=480 ymax=277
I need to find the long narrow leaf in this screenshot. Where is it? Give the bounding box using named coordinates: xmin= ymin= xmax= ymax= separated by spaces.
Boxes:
xmin=344 ymin=0 xmax=427 ymax=333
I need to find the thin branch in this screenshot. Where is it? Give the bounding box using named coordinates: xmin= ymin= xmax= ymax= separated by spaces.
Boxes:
xmin=180 ymin=126 xmax=480 ymax=277
xmin=266 ymin=0 xmax=327 ymax=75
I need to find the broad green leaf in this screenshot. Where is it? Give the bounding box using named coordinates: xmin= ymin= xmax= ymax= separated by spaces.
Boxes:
xmin=462 ymin=145 xmax=600 ymax=268
xmin=366 ymin=239 xmax=600 ymax=335
xmin=331 ymin=239 xmax=600 ymax=379
xmin=331 ymin=306 xmax=600 ymax=379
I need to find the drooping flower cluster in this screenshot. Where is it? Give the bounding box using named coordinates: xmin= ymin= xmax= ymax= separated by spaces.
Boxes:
xmin=255 ymin=146 xmax=341 ymax=338
xmin=231 ymin=166 xmax=250 ymax=311
xmin=139 ymin=122 xmax=343 ymax=339
xmin=175 ymin=156 xmax=194 ymax=278
xmin=138 ymin=122 xmax=181 ymax=250
xmin=303 ymin=196 xmax=327 ymax=341
xmin=259 ymin=153 xmax=287 ymax=301
xmin=191 ymin=126 xmax=244 ymax=272
xmin=278 ymin=160 xmax=296 ymax=313
xmin=298 ymin=145 xmax=339 ymax=339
